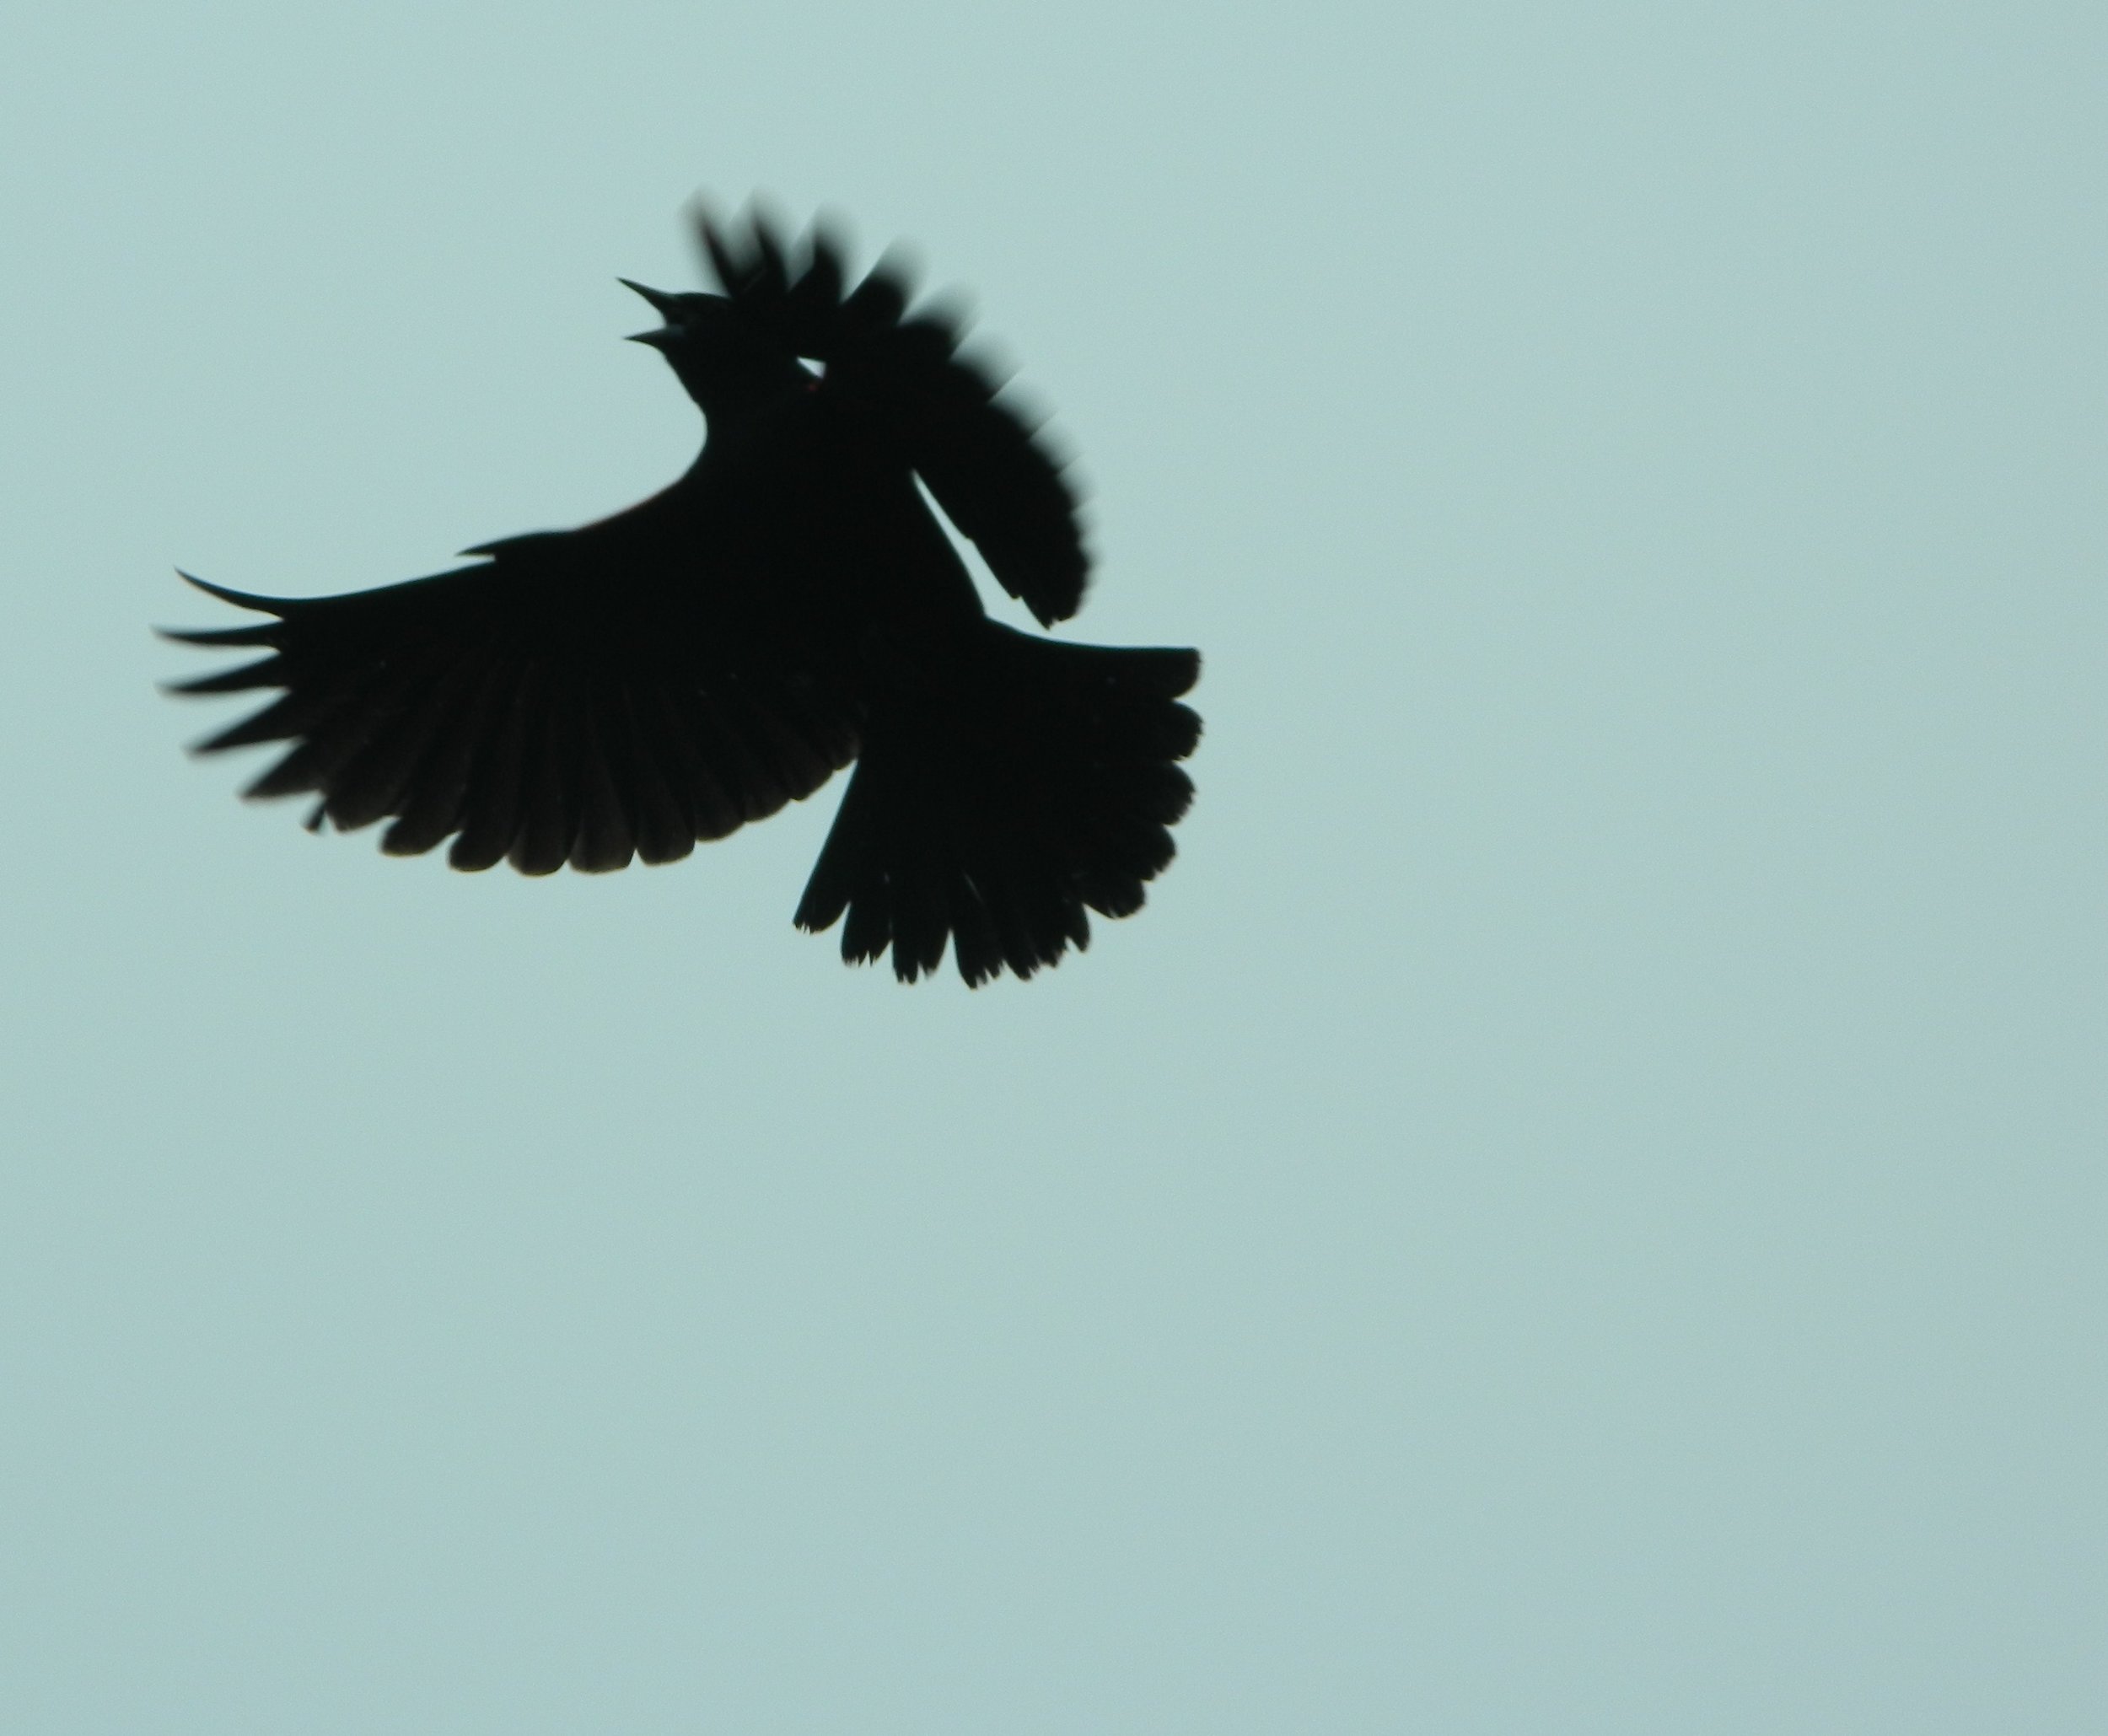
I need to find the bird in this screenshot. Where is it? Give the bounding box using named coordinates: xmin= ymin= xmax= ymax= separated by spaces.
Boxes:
xmin=162 ymin=206 xmax=1201 ymax=986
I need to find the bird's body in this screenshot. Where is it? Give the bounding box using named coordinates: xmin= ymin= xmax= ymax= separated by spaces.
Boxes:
xmin=165 ymin=210 xmax=1199 ymax=984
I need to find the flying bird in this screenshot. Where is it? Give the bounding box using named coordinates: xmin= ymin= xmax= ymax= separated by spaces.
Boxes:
xmin=163 ymin=207 xmax=1200 ymax=986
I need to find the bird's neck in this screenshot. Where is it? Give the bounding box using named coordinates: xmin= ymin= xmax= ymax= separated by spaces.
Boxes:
xmin=685 ymin=356 xmax=815 ymax=427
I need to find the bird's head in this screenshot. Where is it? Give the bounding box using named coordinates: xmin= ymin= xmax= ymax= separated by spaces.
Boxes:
xmin=619 ymin=279 xmax=810 ymax=422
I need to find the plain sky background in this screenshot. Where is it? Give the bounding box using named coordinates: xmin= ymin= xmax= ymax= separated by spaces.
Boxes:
xmin=2 ymin=3 xmax=2102 ymax=1731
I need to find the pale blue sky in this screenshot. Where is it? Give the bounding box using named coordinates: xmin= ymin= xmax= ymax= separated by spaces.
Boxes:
xmin=3 ymin=3 xmax=2102 ymax=1731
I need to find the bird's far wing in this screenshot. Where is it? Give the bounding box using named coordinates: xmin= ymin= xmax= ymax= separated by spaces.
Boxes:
xmin=160 ymin=541 xmax=860 ymax=873
xmin=699 ymin=205 xmax=1089 ymax=628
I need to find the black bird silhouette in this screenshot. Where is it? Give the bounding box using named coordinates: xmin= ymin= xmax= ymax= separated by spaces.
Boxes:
xmin=163 ymin=208 xmax=1200 ymax=985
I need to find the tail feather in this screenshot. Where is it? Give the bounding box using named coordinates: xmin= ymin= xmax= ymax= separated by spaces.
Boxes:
xmin=795 ymin=622 xmax=1199 ymax=986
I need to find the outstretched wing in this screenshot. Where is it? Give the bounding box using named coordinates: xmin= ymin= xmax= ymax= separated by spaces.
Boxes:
xmin=162 ymin=537 xmax=860 ymax=874
xmin=699 ymin=205 xmax=1089 ymax=628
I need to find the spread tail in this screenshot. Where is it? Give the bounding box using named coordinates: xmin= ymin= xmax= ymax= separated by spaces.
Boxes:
xmin=794 ymin=622 xmax=1200 ymax=985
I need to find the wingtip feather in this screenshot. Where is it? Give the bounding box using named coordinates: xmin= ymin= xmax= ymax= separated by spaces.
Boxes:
xmin=173 ymin=571 xmax=294 ymax=615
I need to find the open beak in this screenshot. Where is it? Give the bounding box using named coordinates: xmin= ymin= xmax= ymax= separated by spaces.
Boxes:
xmin=619 ymin=278 xmax=681 ymax=347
